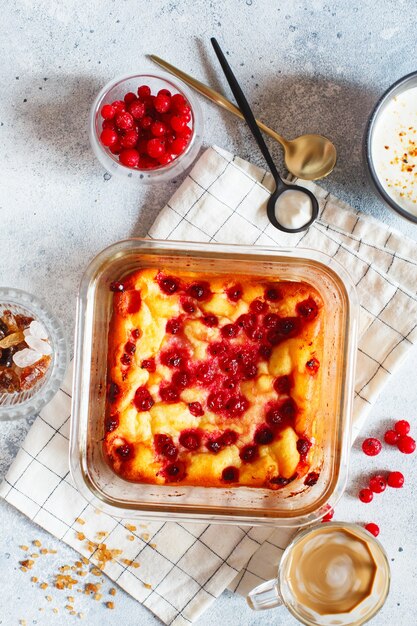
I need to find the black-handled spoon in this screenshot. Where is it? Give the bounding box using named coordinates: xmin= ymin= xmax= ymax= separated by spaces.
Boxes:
xmin=210 ymin=38 xmax=319 ymax=233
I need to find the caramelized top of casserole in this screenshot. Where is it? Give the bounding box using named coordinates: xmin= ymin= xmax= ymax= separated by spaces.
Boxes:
xmin=104 ymin=268 xmax=324 ymax=489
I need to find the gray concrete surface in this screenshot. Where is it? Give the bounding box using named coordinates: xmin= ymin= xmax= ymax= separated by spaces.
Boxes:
xmin=1 ymin=1 xmax=417 ymax=624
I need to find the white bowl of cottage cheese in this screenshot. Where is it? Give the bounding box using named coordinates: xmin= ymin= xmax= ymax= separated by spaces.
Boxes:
xmin=364 ymin=71 xmax=417 ymax=224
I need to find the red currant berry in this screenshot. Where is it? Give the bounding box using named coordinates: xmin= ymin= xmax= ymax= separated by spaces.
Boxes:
xmin=120 ymin=130 xmax=139 ymax=149
xmin=384 ymin=429 xmax=399 ymax=445
xmin=119 ymin=148 xmax=140 ymax=168
xmin=111 ymin=100 xmax=126 ymax=114
xmin=222 ymin=466 xmax=239 ymax=482
xmin=188 ymin=402 xmax=204 ymax=417
xmin=100 ymin=128 xmax=118 ymax=147
xmin=102 ymin=119 xmax=116 ymax=130
xmin=369 ymin=474 xmax=387 ymax=493
xmin=101 ymin=104 xmax=115 ymax=120
xmin=362 ymin=437 xmax=382 ymax=456
xmin=180 ymin=126 xmax=193 ymax=140
xmin=109 ymin=140 xmax=122 ymax=155
xmin=364 ymin=523 xmax=380 ymax=537
xmin=239 ymin=444 xmax=259 ymax=463
xmin=394 ymin=420 xmax=410 ymax=436
xmin=171 ymin=137 xmax=188 ymax=155
xmin=140 ymin=115 xmax=153 ymax=129
xmin=147 ymin=138 xmax=165 ymax=159
xmin=158 ymin=88 xmax=172 ymax=98
xmin=387 ymin=471 xmax=404 ymax=488
xmin=129 ymin=100 xmax=146 ymax=120
xmin=124 ymin=92 xmax=137 ymax=105
xmin=116 ymin=112 xmax=134 ymax=131
xmin=397 ymin=435 xmax=416 ymax=454
xmin=137 ymin=85 xmax=151 ymax=99
xmin=171 ymin=93 xmax=187 ymax=110
xmin=359 ymin=488 xmax=373 ymax=503
xmin=154 ymin=94 xmax=171 ymax=113
xmin=151 ymin=121 xmax=167 ymax=137
xmin=158 ymin=152 xmax=174 ymax=165
xmin=321 ymin=507 xmax=334 ymax=522
xmin=170 ymin=115 xmax=186 ymax=133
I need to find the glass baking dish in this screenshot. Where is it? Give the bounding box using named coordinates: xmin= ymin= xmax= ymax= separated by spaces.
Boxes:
xmin=70 ymin=239 xmax=358 ymax=526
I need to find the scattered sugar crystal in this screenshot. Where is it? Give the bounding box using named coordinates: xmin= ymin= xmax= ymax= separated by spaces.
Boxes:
xmin=13 ymin=348 xmax=43 ymax=368
xmin=28 ymin=320 xmax=48 ymax=339
xmin=25 ymin=334 xmax=52 ymax=355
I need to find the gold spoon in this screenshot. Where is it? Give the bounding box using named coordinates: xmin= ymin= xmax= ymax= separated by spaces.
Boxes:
xmin=150 ymin=54 xmax=337 ymax=181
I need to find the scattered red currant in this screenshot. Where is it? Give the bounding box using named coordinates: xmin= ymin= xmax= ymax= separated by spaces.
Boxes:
xmin=394 ymin=420 xmax=410 ymax=436
xmin=369 ymin=474 xmax=387 ymax=493
xmin=397 ymin=435 xmax=416 ymax=454
xmin=321 ymin=507 xmax=334 ymax=522
xmin=364 ymin=522 xmax=380 ymax=537
xmin=387 ymin=471 xmax=404 ymax=488
xmin=359 ymin=488 xmax=373 ymax=503
xmin=362 ymin=437 xmax=382 ymax=456
xmin=384 ymin=429 xmax=399 ymax=445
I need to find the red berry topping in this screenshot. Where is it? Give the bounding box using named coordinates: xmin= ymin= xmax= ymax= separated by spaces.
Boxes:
xmin=133 ymin=386 xmax=154 ymax=411
xmin=119 ymin=148 xmax=140 ymax=168
xmin=111 ymin=100 xmax=125 ymax=114
xmin=160 ymin=347 xmax=187 ymax=368
xmin=242 ymin=363 xmax=258 ymax=380
xmin=387 ymin=471 xmax=404 ymax=488
xmin=120 ymin=353 xmax=131 ymax=366
xmin=101 ymin=104 xmax=115 ymax=120
xmin=321 ymin=507 xmax=334 ymax=522
xmin=264 ymin=286 xmax=282 ymax=302
xmin=258 ymin=344 xmax=272 ymax=360
xmin=364 ymin=523 xmax=379 ymax=537
xmin=273 ymin=375 xmax=293 ymax=395
xmin=202 ymin=314 xmax=218 ymax=327
xmin=304 ymin=472 xmax=319 ymax=487
xmin=171 ymin=93 xmax=187 ymax=110
xmin=206 ymin=438 xmax=223 ymax=454
xmin=115 ymin=111 xmax=134 ymax=131
xmin=222 ymin=466 xmax=239 ymax=482
xmin=110 ymin=281 xmax=124 ymax=292
xmin=108 ymin=382 xmax=120 ymax=402
xmin=208 ymin=341 xmax=228 ymax=357
xmin=157 ymin=274 xmax=180 ymax=294
xmin=105 ymin=414 xmax=119 ymax=433
xmin=219 ymin=429 xmax=238 ymax=446
xmin=158 ymin=152 xmax=174 ymax=165
xmin=141 ymin=358 xmax=156 ymax=372
xmin=180 ymin=298 xmax=195 ymax=313
xmin=159 ymin=384 xmax=180 ymax=403
xmin=186 ymin=282 xmax=212 ymax=301
xmin=219 ymin=357 xmax=239 ymax=376
xmin=163 ymin=461 xmax=185 ymax=482
xmin=296 ymin=438 xmax=312 ymax=456
xmin=166 ymin=318 xmax=182 ymax=334
xmin=239 ymin=444 xmax=259 ymax=463
xmin=369 ymin=475 xmax=387 ymax=493
xmin=362 ymin=437 xmax=382 ymax=456
xmin=147 ymin=138 xmax=165 ymax=159
xmin=188 ymin=402 xmax=204 ymax=417
xmin=131 ymin=328 xmax=140 ymax=340
xmin=179 ymin=429 xmax=202 ymax=450
xmin=170 ymin=115 xmax=186 ymax=133
xmin=100 ymin=128 xmax=118 ymax=147
xmin=225 ymin=395 xmax=249 ymax=417
xmin=226 ymin=284 xmax=243 ymax=302
xmin=154 ymin=94 xmax=171 ymax=113
xmin=140 ymin=115 xmax=153 ymax=129
xmin=266 ymin=398 xmax=297 ymax=427
xmin=151 ymin=120 xmax=167 ymax=137
xmin=306 ymin=358 xmax=320 ymax=374
xmin=296 ymin=297 xmax=319 ymax=320
xmin=129 ymin=100 xmax=146 ymax=120
xmin=359 ymin=488 xmax=374 ymax=503
xmin=120 ymin=130 xmax=139 ymax=149
xmin=154 ymin=434 xmax=178 ymax=459
xmin=195 ymin=362 xmax=215 ymax=384
xmin=384 ymin=429 xmax=399 ymax=445
xmin=394 ymin=420 xmax=410 ymax=436
xmin=397 ymin=435 xmax=416 ymax=454
xmin=254 ymin=425 xmax=274 ymax=445
xmin=249 ymin=299 xmax=268 ymax=314
xmin=124 ymin=92 xmax=137 ymax=105
xmin=263 ymin=313 xmax=280 ymax=329
xmin=109 ymin=140 xmax=122 ymax=155
xmin=102 ymin=119 xmax=116 ymax=130
xmin=125 ymin=341 xmax=136 ymax=355
xmin=221 ymin=323 xmax=240 ymax=339
xmin=172 ymin=369 xmax=192 ymax=389
xmin=116 ymin=443 xmax=132 ymax=458
xmin=137 ymin=85 xmax=151 ymax=98
xmin=171 ymin=137 xmax=189 ymax=155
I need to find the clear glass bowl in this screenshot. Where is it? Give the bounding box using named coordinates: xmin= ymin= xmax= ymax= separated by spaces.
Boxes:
xmin=89 ymin=72 xmax=203 ymax=183
xmin=0 ymin=287 xmax=68 ymax=421
xmin=364 ymin=70 xmax=417 ymax=224
xmin=70 ymin=239 xmax=359 ymax=526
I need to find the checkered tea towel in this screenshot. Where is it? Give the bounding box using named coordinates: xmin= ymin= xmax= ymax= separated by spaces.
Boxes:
xmin=2 ymin=146 xmax=417 ymax=625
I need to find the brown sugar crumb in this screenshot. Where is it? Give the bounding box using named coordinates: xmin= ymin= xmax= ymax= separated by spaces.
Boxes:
xmin=122 ymin=558 xmax=134 ymax=566
xmin=132 ymin=562 xmax=140 ymax=569
xmin=19 ymin=620 xmax=27 ymax=625
xmin=127 ymin=535 xmax=135 ymax=542
xmin=68 ymin=596 xmax=75 ymax=603
xmin=143 ymin=583 xmax=152 ymax=589
xmin=65 ymin=604 xmax=74 ymax=611
xmin=91 ymin=567 xmax=102 ymax=577
xmin=78 ymin=570 xmax=87 ymax=577
xmin=74 ymin=561 xmax=83 ymax=568
xmin=33 ymin=539 xmax=42 ymax=547
xmin=49 ymin=549 xmax=57 ymax=554
xmin=78 ymin=613 xmax=85 ymax=619
xmin=20 ymin=567 xmax=28 ymax=573
xmin=46 ymin=595 xmax=53 ymax=602
xmin=94 ymin=593 xmax=103 ymax=601
xmin=106 ymin=601 xmax=115 ymax=609
xmin=96 ymin=531 xmax=108 ymax=539
xmin=125 ymin=524 xmax=137 ymax=532
xmin=20 ymin=545 xmax=29 ymax=551
xmin=141 ymin=533 xmax=150 ymax=541
xmin=84 ymin=582 xmax=101 ymax=595
xmin=76 ymin=532 xmax=86 ymax=541
xmin=40 ymin=582 xmax=48 ymax=590
xmin=76 ymin=517 xmax=86 ymax=525
xmin=31 ymin=553 xmax=40 ymax=558
xmin=81 ymin=556 xmax=89 ymax=565
xmin=31 ymin=576 xmax=38 ymax=583
xmin=40 ymin=548 xmax=48 ymax=555
xmin=70 ymin=611 xmax=77 ymax=616
xmin=109 ymin=588 xmax=116 ymax=596
xmin=52 ymin=608 xmax=59 ymax=614
xmin=150 ymin=543 xmax=157 ymax=549
xmin=54 ymin=574 xmax=78 ymax=590
xmin=59 ymin=565 xmax=71 ymax=572
xmin=20 ymin=559 xmax=34 ymax=569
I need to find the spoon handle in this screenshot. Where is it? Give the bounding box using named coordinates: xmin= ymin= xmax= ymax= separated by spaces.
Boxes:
xmin=149 ymin=55 xmax=287 ymax=149
xmin=210 ymin=38 xmax=283 ymax=185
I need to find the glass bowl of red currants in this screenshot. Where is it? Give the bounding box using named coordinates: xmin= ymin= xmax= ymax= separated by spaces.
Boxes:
xmin=89 ymin=73 xmax=203 ymax=182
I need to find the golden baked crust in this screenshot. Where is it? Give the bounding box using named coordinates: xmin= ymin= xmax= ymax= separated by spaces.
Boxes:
xmin=104 ymin=268 xmax=324 ymax=489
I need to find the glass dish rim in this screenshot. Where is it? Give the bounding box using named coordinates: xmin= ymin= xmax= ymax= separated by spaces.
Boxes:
xmin=0 ymin=286 xmax=69 ymax=421
xmin=70 ymin=238 xmax=359 ymax=526
xmin=364 ymin=70 xmax=417 ymax=224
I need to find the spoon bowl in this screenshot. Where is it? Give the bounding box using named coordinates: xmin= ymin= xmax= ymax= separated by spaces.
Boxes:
xmin=267 ymin=184 xmax=319 ymax=233
xmin=284 ymin=133 xmax=337 ymax=180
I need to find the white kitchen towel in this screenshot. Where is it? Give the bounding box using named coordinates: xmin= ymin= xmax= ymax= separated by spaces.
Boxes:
xmin=2 ymin=145 xmax=417 ymax=625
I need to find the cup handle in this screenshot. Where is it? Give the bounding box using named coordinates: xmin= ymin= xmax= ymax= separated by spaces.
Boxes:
xmin=246 ymin=578 xmax=283 ymax=611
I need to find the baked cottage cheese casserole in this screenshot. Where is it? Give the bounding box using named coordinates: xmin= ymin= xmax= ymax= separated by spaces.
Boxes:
xmin=105 ymin=268 xmax=324 ymax=489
